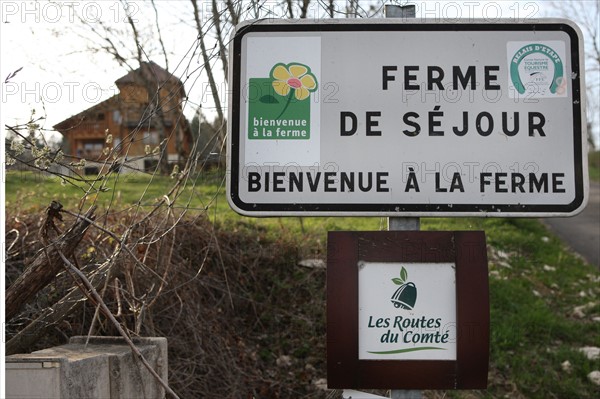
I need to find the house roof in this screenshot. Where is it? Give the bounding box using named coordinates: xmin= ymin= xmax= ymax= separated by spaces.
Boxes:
xmin=115 ymin=61 xmax=182 ymax=87
xmin=53 ymin=95 xmax=118 ymax=132
xmin=53 ymin=62 xmax=187 ymax=133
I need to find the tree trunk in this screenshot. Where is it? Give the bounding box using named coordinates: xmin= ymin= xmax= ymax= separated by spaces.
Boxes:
xmin=191 ymin=0 xmax=225 ymax=151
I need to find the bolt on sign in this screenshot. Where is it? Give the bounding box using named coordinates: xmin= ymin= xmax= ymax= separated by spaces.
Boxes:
xmin=327 ymin=231 xmax=489 ymax=389
xmin=227 ymin=19 xmax=588 ymax=217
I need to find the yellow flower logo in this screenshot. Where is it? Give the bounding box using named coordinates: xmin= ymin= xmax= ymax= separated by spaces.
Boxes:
xmin=248 ymin=62 xmax=315 ymax=138
xmin=271 ymin=63 xmax=318 ymax=101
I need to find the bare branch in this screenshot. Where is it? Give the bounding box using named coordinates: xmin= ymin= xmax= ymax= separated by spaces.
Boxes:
xmin=191 ymin=0 xmax=225 ymax=149
xmin=55 ymin=247 xmax=181 ymax=399
xmin=151 ymin=0 xmax=170 ymax=71
xmin=212 ymin=0 xmax=229 ymax=80
xmin=5 ymin=204 xmax=96 ymax=321
xmin=225 ymin=0 xmax=241 ymax=25
xmin=4 ymin=66 xmax=23 ymax=83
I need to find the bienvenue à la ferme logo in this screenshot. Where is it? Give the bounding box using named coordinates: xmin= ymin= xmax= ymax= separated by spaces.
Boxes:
xmin=248 ymin=62 xmax=318 ymax=140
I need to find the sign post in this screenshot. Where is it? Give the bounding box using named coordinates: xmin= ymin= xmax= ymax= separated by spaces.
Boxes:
xmin=386 ymin=5 xmax=422 ymax=399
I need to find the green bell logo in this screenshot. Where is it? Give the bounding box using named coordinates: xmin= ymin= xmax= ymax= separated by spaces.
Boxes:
xmin=391 ymin=267 xmax=417 ymax=310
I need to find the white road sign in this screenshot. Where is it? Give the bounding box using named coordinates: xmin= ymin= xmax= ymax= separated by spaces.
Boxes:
xmin=227 ymin=19 xmax=588 ymax=216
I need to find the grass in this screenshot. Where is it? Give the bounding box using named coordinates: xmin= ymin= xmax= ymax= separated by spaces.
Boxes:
xmin=589 ymin=150 xmax=600 ymax=182
xmin=4 ymin=170 xmax=599 ymax=398
xmin=4 ymin=170 xmax=226 ymax=213
xmin=4 ymin=169 xmax=383 ymax=248
xmin=474 ymin=220 xmax=597 ymax=398
xmin=418 ymin=217 xmax=599 ymax=398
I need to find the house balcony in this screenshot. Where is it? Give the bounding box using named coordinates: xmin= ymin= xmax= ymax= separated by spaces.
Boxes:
xmin=124 ymin=118 xmax=173 ymax=129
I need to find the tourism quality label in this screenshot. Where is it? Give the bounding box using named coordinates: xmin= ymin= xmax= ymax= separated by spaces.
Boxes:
xmin=358 ymin=262 xmax=457 ymax=360
xmin=241 ymin=35 xmax=321 ymax=166
xmin=248 ymin=63 xmax=317 ymax=140
xmin=507 ymin=41 xmax=567 ymax=99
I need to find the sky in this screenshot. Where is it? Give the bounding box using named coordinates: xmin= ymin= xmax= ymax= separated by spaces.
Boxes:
xmin=0 ymin=0 xmax=599 ymax=146
xmin=0 ymin=0 xmax=219 ymax=134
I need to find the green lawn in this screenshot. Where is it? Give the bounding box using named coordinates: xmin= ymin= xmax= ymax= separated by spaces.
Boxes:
xmin=425 ymin=218 xmax=599 ymax=398
xmin=4 ymin=170 xmax=383 ymax=244
xmin=4 ymin=170 xmax=225 ymax=213
xmin=4 ymin=170 xmax=599 ymax=398
xmin=589 ymin=150 xmax=600 ymax=182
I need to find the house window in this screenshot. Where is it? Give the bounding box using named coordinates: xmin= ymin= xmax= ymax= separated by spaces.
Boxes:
xmin=143 ymin=131 xmax=160 ymax=145
xmin=84 ymin=166 xmax=100 ymax=175
xmin=83 ymin=141 xmax=103 ymax=151
xmin=82 ymin=140 xmax=104 ymax=158
xmin=144 ymin=159 xmax=159 ymax=172
xmin=97 ymin=113 xmax=105 ymax=121
xmin=113 ymin=110 xmax=121 ymax=124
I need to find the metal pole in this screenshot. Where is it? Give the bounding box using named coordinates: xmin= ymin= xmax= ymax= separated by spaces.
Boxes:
xmin=384 ymin=3 xmax=416 ymax=18
xmin=388 ymin=217 xmax=420 ymax=231
xmin=384 ymin=5 xmax=421 ymax=399
xmin=390 ymin=390 xmax=422 ymax=399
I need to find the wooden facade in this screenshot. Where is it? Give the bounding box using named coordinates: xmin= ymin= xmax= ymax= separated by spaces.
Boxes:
xmin=54 ymin=62 xmax=192 ymax=174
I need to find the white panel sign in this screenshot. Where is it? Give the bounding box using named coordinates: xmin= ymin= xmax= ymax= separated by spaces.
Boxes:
xmin=358 ymin=262 xmax=456 ymax=360
xmin=227 ymin=20 xmax=588 ymax=216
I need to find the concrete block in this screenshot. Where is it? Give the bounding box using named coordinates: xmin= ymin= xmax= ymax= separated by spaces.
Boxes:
xmin=6 ymin=336 xmax=167 ymax=399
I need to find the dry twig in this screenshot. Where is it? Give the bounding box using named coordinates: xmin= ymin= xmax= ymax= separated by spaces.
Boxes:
xmin=55 ymin=246 xmax=181 ymax=399
xmin=5 ymin=203 xmax=96 ymax=321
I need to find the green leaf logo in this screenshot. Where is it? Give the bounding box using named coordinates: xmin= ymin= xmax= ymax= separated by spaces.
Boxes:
xmin=259 ymin=95 xmax=279 ymax=104
xmin=392 ymin=266 xmax=408 ymax=285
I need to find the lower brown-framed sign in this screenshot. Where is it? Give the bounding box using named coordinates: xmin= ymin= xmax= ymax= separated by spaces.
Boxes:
xmin=327 ymin=231 xmax=489 ymax=389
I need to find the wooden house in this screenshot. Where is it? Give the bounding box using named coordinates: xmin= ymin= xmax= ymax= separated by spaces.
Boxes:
xmin=54 ymin=62 xmax=192 ymax=174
